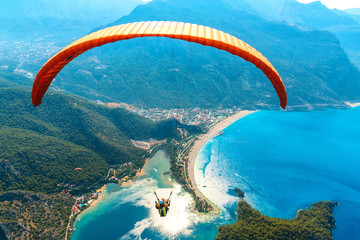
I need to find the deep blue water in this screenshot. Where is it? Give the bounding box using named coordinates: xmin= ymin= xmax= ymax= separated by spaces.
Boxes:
xmin=196 ymin=107 xmax=360 ymax=240
xmin=73 ymin=107 xmax=360 ymax=239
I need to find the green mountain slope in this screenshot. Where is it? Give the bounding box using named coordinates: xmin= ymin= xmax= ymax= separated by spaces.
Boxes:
xmin=0 ymin=83 xmax=200 ymax=194
xmin=0 ymin=86 xmax=142 ymax=194
xmin=0 ymin=87 xmax=150 ymax=166
xmin=0 ymin=127 xmax=110 ymax=194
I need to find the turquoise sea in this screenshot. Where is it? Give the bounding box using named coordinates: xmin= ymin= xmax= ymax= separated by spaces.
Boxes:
xmin=72 ymin=107 xmax=360 ymax=240
xmin=71 ymin=151 xmax=222 ymax=240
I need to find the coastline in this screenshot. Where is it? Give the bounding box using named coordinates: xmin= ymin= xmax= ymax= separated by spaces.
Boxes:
xmin=77 ymin=184 xmax=107 ymax=218
xmin=187 ymin=110 xmax=257 ymax=213
xmin=76 ymin=110 xmax=256 ymax=218
xmin=77 ymin=156 xmax=151 ymax=218
xmin=136 ymin=157 xmax=150 ymax=178
xmin=121 ymin=157 xmax=150 ymax=187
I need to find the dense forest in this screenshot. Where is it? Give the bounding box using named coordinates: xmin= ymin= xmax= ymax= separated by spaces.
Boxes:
xmin=217 ymin=200 xmax=337 ymax=240
xmin=0 ymin=81 xmax=201 ymax=194
xmin=0 ymin=85 xmax=146 ymax=194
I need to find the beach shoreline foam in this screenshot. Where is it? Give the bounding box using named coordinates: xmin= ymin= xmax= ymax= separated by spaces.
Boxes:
xmin=187 ymin=110 xmax=257 ymax=213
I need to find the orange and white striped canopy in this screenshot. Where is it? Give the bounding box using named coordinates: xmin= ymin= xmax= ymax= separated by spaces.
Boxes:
xmin=32 ymin=21 xmax=287 ymax=108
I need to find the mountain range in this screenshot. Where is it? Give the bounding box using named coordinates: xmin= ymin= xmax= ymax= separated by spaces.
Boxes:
xmin=2 ymin=0 xmax=360 ymax=110
xmin=0 ymin=0 xmax=144 ymax=40
xmin=241 ymin=0 xmax=360 ymax=69
xmin=37 ymin=0 xmax=359 ymax=110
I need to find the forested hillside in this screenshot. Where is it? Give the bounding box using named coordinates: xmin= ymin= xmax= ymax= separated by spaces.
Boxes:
xmin=0 ymin=81 xmax=200 ymax=194
xmin=217 ymin=200 xmax=337 ymax=240
xmin=0 ymin=84 xmax=142 ymax=194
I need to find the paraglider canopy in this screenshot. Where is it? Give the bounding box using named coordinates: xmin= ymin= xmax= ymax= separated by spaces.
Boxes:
xmin=31 ymin=21 xmax=287 ymax=108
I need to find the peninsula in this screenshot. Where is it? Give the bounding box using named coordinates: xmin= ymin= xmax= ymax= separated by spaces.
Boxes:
xmin=217 ymin=199 xmax=337 ymax=239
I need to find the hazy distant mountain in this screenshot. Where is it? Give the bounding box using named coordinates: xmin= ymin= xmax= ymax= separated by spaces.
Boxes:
xmin=46 ymin=0 xmax=360 ymax=110
xmin=1 ymin=0 xmax=143 ymax=22
xmin=344 ymin=8 xmax=360 ymax=16
xmin=239 ymin=0 xmax=360 ymax=69
xmin=243 ymin=0 xmax=357 ymax=28
xmin=0 ymin=0 xmax=145 ymax=40
xmin=333 ymin=9 xmax=360 ymax=24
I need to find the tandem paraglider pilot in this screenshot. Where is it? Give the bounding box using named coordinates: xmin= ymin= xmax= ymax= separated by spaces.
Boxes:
xmin=155 ymin=198 xmax=171 ymax=217
xmin=154 ymin=191 xmax=172 ymax=217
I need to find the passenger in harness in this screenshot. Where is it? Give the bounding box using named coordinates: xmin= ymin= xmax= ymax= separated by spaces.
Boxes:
xmin=154 ymin=191 xmax=172 ymax=217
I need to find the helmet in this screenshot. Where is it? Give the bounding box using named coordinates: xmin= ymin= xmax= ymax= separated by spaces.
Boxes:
xmin=162 ymin=198 xmax=165 ymax=201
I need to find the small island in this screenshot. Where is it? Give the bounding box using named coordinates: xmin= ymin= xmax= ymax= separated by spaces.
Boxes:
xmin=217 ymin=198 xmax=337 ymax=240
xmin=234 ymin=188 xmax=244 ymax=198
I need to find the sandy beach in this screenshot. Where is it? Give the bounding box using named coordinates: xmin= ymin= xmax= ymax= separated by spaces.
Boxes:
xmin=136 ymin=157 xmax=150 ymax=178
xmin=77 ymin=184 xmax=107 ymax=217
xmin=91 ymin=184 xmax=107 ymax=206
xmin=120 ymin=157 xmax=151 ymax=187
xmin=187 ymin=110 xmax=256 ymax=211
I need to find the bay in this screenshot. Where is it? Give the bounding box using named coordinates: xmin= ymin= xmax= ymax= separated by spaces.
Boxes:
xmin=196 ymin=107 xmax=360 ymax=240
xmin=73 ymin=107 xmax=360 ymax=239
